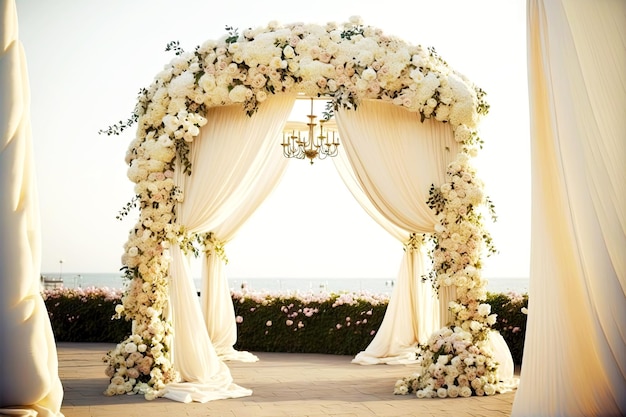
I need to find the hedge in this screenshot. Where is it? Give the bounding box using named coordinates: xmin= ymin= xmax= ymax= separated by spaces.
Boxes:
xmin=42 ymin=287 xmax=528 ymax=364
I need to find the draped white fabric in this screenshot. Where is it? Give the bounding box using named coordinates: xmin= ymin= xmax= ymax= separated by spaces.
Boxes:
xmin=0 ymin=1 xmax=64 ymax=415
xmin=512 ymin=1 xmax=626 ymax=415
xmin=164 ymin=244 xmax=251 ymax=403
xmin=196 ymin=96 xmax=293 ymax=361
xmin=334 ymin=100 xmax=457 ymax=364
xmin=163 ymin=93 xmax=295 ymax=401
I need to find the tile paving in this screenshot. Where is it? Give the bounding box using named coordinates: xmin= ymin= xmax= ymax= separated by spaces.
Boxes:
xmin=57 ymin=343 xmax=516 ymax=417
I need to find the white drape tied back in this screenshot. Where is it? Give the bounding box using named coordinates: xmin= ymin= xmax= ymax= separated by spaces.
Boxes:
xmin=163 ymin=93 xmax=296 ymax=402
xmin=403 ymin=233 xmax=424 ymax=252
xmin=334 ymin=100 xmax=455 ymax=364
xmin=203 ymin=232 xmax=227 ymax=264
xmin=335 ymin=100 xmax=513 ymax=377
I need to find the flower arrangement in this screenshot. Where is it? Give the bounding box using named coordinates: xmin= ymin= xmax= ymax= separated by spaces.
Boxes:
xmin=393 ymin=327 xmax=504 ymax=398
xmin=396 ymin=115 xmax=502 ymax=398
xmin=101 ymin=16 xmax=494 ymax=398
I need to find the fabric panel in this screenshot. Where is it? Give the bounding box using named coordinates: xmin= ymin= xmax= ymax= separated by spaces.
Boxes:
xmin=336 ymin=100 xmax=457 ymax=363
xmin=0 ymin=1 xmax=64 ymax=414
xmin=513 ymin=1 xmax=626 ymax=415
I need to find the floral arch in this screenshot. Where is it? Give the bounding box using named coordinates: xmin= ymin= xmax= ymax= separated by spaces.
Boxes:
xmin=103 ymin=16 xmax=513 ymax=401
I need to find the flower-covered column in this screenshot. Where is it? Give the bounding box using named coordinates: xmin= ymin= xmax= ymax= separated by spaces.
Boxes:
xmin=393 ymin=148 xmax=515 ymax=398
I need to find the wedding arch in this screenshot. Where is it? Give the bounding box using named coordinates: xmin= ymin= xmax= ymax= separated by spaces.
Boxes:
xmin=102 ymin=17 xmax=514 ymax=401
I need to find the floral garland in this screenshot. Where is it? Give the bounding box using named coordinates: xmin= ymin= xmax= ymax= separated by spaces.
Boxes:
xmin=103 ymin=16 xmax=496 ymax=399
xmin=391 ymin=129 xmax=505 ymax=399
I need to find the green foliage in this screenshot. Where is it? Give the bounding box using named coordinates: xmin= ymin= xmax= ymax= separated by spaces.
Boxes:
xmin=43 ymin=289 xmax=131 ymax=343
xmin=340 ymin=24 xmax=364 ymax=40
xmin=43 ymin=288 xmax=527 ymax=364
xmin=426 ymin=184 xmax=445 ymax=215
xmin=232 ymin=294 xmax=386 ymax=355
xmin=485 ymin=291 xmax=529 ymax=365
xmin=165 ymin=40 xmax=184 ymax=55
xmin=116 ymin=194 xmax=139 ymax=220
xmin=224 ymin=26 xmax=239 ymax=44
xmin=175 ymin=139 xmax=192 ymax=175
xmin=321 ymin=101 xmax=334 ymax=122
xmin=97 ymin=113 xmax=138 ymax=136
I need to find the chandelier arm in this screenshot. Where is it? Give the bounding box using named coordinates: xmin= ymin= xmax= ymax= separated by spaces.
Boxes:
xmin=281 ymin=96 xmax=340 ymax=165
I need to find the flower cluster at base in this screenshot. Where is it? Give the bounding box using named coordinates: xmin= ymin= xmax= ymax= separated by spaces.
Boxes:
xmin=102 ymin=274 xmax=178 ymax=400
xmin=103 ymin=15 xmax=492 ymax=398
xmin=103 ymin=334 xmax=176 ymax=400
xmin=394 ymin=326 xmax=508 ymax=398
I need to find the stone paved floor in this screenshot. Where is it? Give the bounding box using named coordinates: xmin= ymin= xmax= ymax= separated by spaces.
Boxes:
xmin=57 ymin=343 xmax=517 ymax=417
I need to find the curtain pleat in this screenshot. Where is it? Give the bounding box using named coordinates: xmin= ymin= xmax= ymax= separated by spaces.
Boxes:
xmin=513 ymin=1 xmax=626 ymax=415
xmin=200 ymin=137 xmax=290 ymax=361
xmin=335 ymin=100 xmax=456 ymax=364
xmin=0 ymin=1 xmax=64 ymax=414
xmin=164 ymin=93 xmax=295 ymax=400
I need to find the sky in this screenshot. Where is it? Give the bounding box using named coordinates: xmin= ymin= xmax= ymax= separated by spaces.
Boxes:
xmin=15 ymin=0 xmax=530 ymax=280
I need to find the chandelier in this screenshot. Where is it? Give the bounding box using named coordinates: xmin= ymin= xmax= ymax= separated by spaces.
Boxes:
xmin=281 ymin=98 xmax=340 ymax=165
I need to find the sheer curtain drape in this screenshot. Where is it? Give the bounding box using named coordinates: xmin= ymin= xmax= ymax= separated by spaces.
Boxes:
xmin=0 ymin=1 xmax=64 ymax=415
xmin=334 ymin=100 xmax=457 ymax=364
xmin=163 ymin=93 xmax=295 ymax=402
xmin=513 ymin=1 xmax=626 ymax=415
xmin=199 ymin=133 xmax=290 ymax=361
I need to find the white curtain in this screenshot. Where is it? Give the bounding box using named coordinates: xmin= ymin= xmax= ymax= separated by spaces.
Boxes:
xmin=0 ymin=1 xmax=64 ymax=415
xmin=197 ymin=106 xmax=292 ymax=361
xmin=162 ymin=93 xmax=295 ymax=402
xmin=335 ymin=100 xmax=457 ymax=364
xmin=513 ymin=1 xmax=626 ymax=416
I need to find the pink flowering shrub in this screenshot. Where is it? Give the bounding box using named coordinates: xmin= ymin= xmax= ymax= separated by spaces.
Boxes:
xmin=231 ymin=289 xmax=388 ymax=355
xmin=42 ymin=287 xmax=526 ymax=362
xmin=42 ymin=286 xmax=130 ymax=342
xmin=485 ymin=291 xmax=528 ymax=364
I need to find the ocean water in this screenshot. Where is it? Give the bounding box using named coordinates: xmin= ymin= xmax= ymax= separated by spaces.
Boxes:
xmin=41 ymin=272 xmax=529 ymax=295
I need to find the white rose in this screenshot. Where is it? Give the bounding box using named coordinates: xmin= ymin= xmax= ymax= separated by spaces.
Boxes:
xmin=455 ymin=275 xmax=469 ymax=287
xmin=394 ymin=384 xmax=409 ymax=395
xmin=484 ymin=383 xmax=496 ymax=396
xmin=355 ymin=78 xmax=368 ymax=91
xmin=124 ymin=342 xmax=138 ymax=354
xmin=477 ymin=303 xmax=491 ymax=316
xmin=269 ymin=56 xmax=285 ymax=69
xmin=229 ymin=85 xmax=251 ymax=103
xmin=256 ymin=90 xmax=268 ymax=102
xmin=470 ymin=321 xmax=482 ymax=332
xmin=283 ymin=45 xmax=295 ymax=58
xmin=410 ymin=68 xmax=424 ymax=83
xmin=362 ymin=68 xmax=377 ymax=81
